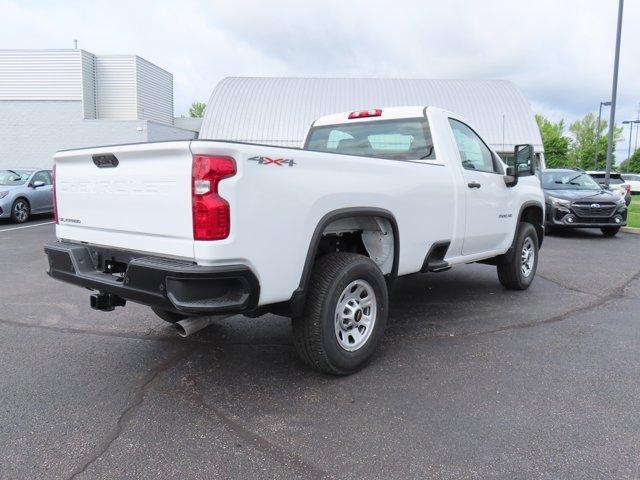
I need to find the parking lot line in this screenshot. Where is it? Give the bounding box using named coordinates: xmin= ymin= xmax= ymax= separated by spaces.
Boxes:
xmin=0 ymin=221 xmax=54 ymax=232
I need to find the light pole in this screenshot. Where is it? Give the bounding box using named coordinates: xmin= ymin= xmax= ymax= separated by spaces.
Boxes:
xmin=604 ymin=0 xmax=624 ymax=187
xmin=594 ymin=101 xmax=611 ymax=169
xmin=622 ymin=120 xmax=640 ymax=172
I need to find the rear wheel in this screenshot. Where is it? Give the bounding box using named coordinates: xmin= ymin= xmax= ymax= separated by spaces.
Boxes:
xmin=601 ymin=226 xmax=620 ymax=237
xmin=11 ymin=198 xmax=30 ymax=223
xmin=497 ymin=222 xmax=538 ymax=290
xmin=292 ymin=252 xmax=388 ymax=375
xmin=151 ymin=307 xmax=188 ymax=324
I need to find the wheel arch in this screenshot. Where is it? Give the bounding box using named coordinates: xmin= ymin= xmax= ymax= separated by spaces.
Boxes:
xmin=518 ymin=201 xmax=544 ymax=247
xmin=13 ymin=195 xmax=31 ymax=207
xmin=288 ymin=207 xmax=400 ymax=317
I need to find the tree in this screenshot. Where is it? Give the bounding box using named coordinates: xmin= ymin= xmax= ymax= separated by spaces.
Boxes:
xmin=619 ymin=148 xmax=640 ymax=173
xmin=535 ymin=114 xmax=571 ymax=168
xmin=188 ymin=101 xmax=206 ymax=118
xmin=568 ymin=113 xmax=623 ymax=171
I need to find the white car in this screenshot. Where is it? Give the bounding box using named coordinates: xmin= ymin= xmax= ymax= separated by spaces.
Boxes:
xmin=622 ymin=173 xmax=640 ymax=194
xmin=45 ymin=106 xmax=544 ymax=374
xmin=587 ymin=171 xmax=632 ymax=204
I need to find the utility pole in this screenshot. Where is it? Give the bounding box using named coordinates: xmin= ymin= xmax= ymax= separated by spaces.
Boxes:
xmin=604 ymin=0 xmax=624 ymax=187
xmin=594 ymin=101 xmax=611 ymax=170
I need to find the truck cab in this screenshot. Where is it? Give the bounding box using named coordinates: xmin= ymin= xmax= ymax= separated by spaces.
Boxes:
xmin=304 ymin=106 xmax=544 ymax=259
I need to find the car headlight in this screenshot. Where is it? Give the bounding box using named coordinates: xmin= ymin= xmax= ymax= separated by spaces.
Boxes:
xmin=547 ymin=196 xmax=571 ymax=207
xmin=0 ymin=191 xmax=8 ymax=199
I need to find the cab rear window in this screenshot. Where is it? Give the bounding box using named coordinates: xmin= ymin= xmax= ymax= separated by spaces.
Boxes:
xmin=305 ymin=119 xmax=435 ymax=160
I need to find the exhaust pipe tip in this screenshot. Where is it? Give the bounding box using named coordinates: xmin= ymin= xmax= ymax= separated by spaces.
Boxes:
xmin=175 ymin=322 xmax=188 ymax=338
xmin=175 ymin=316 xmax=216 ymax=338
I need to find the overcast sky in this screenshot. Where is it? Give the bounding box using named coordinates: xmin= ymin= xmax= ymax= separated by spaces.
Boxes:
xmin=1 ymin=0 xmax=639 ymax=157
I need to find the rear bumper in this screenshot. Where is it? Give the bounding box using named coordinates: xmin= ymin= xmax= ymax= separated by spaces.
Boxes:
xmin=44 ymin=241 xmax=260 ymax=315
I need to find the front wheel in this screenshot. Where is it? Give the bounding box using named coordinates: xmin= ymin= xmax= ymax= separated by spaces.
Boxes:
xmin=601 ymin=226 xmax=620 ymax=237
xmin=11 ymin=199 xmax=30 ymax=223
xmin=292 ymin=253 xmax=388 ymax=375
xmin=497 ymin=222 xmax=539 ymax=290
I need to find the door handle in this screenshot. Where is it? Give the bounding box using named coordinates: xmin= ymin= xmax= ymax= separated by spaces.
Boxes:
xmin=467 ymin=182 xmax=481 ymax=189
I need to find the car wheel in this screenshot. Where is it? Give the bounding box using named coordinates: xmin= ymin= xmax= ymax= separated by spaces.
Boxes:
xmin=497 ymin=222 xmax=539 ymax=291
xmin=292 ymin=252 xmax=388 ymax=375
xmin=151 ymin=307 xmax=188 ymax=323
xmin=601 ymin=226 xmax=620 ymax=237
xmin=11 ymin=198 xmax=30 ymax=223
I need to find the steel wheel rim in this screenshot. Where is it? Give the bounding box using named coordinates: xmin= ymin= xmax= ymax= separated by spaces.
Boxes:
xmin=521 ymin=237 xmax=535 ymax=277
xmin=14 ymin=202 xmax=28 ymax=222
xmin=334 ymin=279 xmax=377 ymax=352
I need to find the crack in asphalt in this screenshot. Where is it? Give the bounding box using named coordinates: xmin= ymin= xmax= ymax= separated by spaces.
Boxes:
xmin=446 ymin=268 xmax=640 ymax=339
xmin=185 ymin=370 xmax=329 ymax=480
xmin=536 ymin=273 xmax=598 ymax=297
xmin=65 ymin=346 xmax=194 ymax=480
xmin=0 ymin=317 xmax=292 ymax=347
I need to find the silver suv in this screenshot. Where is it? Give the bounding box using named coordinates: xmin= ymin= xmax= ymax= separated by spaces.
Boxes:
xmin=0 ymin=169 xmax=54 ymax=223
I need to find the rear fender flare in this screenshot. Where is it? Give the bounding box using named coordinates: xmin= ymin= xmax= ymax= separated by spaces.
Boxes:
xmin=288 ymin=207 xmax=400 ymax=316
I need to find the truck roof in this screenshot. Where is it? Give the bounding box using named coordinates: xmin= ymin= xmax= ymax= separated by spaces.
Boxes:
xmin=312 ymin=106 xmax=428 ymax=127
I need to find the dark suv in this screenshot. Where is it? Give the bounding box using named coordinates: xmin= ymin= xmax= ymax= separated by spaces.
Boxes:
xmin=541 ymin=169 xmax=627 ymax=237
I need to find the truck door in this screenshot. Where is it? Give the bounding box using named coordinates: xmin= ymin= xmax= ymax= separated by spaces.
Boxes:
xmin=447 ymin=118 xmax=513 ymax=255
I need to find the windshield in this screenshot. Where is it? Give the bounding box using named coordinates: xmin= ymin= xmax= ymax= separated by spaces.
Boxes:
xmin=0 ymin=170 xmax=31 ymax=186
xmin=541 ymin=171 xmax=602 ymax=191
xmin=305 ymin=119 xmax=435 ymax=160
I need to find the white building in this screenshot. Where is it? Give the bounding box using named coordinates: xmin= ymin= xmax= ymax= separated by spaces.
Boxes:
xmin=0 ymin=49 xmax=197 ymax=168
xmin=201 ymin=77 xmax=543 ymax=164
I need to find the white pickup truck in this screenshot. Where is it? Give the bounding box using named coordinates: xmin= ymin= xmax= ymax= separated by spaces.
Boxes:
xmin=45 ymin=106 xmax=544 ymax=374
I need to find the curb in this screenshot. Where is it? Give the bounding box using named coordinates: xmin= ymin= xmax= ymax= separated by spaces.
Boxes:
xmin=621 ymin=227 xmax=640 ymax=235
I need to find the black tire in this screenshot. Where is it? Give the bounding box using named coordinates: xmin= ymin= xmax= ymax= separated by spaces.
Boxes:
xmin=11 ymin=198 xmax=30 ymax=223
xmin=601 ymin=226 xmax=620 ymax=237
xmin=292 ymin=252 xmax=388 ymax=375
xmin=497 ymin=222 xmax=539 ymax=291
xmin=151 ymin=307 xmax=188 ymax=323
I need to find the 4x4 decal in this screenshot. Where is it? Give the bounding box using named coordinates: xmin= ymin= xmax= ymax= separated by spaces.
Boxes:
xmin=248 ymin=156 xmax=296 ymax=167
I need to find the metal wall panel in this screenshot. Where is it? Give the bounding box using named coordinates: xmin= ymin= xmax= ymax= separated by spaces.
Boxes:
xmin=0 ymin=49 xmax=83 ymax=100
xmin=94 ymin=55 xmax=138 ymax=120
xmin=200 ymin=77 xmax=543 ymax=153
xmin=135 ymin=56 xmax=173 ymax=125
xmin=80 ymin=50 xmax=96 ymax=119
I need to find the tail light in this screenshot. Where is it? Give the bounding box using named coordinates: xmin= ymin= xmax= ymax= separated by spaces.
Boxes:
xmin=348 ymin=108 xmax=382 ymax=119
xmin=52 ymin=164 xmax=58 ymax=224
xmin=192 ymin=155 xmax=236 ymax=240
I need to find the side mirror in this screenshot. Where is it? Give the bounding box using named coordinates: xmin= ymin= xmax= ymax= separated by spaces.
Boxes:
xmin=32 ymin=180 xmax=45 ymax=188
xmin=515 ymin=144 xmax=535 ymax=175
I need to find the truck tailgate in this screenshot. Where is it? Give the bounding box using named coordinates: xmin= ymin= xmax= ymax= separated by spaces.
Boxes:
xmin=54 ymin=141 xmax=195 ymax=259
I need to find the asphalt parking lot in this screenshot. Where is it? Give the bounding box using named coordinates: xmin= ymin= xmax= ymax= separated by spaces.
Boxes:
xmin=2 ymin=220 xmax=640 ymax=479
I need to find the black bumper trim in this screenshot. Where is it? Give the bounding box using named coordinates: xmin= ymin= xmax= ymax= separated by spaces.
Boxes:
xmin=44 ymin=242 xmax=260 ymax=315
xmin=545 ymin=204 xmax=627 ymax=228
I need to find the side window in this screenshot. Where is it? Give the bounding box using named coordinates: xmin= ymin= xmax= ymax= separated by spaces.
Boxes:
xmin=448 ymin=118 xmax=499 ymax=173
xmin=32 ymin=171 xmax=52 ymax=185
